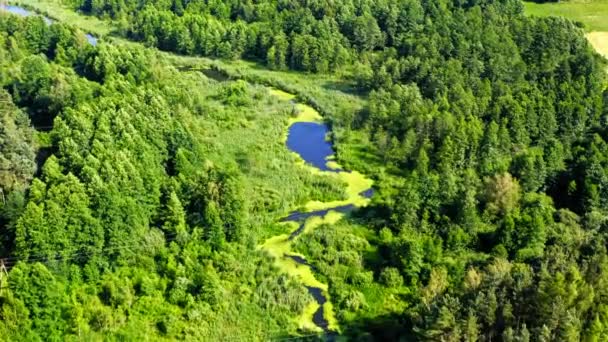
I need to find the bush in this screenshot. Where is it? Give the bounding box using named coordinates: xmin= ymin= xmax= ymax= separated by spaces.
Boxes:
xmin=349 ymin=270 xmax=373 ymax=286
xmin=379 ymin=267 xmax=403 ymax=288
xmin=341 ymin=290 xmax=368 ymax=312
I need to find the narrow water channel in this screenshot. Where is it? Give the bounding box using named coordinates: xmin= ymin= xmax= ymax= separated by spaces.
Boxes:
xmin=0 ymin=4 xmax=98 ymax=45
xmin=261 ymin=89 xmax=373 ymax=334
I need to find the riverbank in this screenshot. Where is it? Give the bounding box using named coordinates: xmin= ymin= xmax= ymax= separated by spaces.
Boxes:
xmin=8 ymin=0 xmax=111 ymax=36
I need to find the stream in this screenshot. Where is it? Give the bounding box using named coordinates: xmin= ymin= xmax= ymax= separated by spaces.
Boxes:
xmin=0 ymin=4 xmax=98 ymax=45
xmin=261 ymin=89 xmax=373 ymax=334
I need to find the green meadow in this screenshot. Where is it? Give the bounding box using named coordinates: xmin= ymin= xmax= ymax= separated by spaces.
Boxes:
xmin=524 ymin=0 xmax=608 ymax=32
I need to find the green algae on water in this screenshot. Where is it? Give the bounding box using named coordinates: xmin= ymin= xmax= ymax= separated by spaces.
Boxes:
xmin=259 ymin=89 xmax=373 ymax=334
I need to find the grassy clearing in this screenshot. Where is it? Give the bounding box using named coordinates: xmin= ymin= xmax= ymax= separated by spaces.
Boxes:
xmin=304 ymin=171 xmax=373 ymax=211
xmin=175 ymin=73 xmax=347 ymax=231
xmin=524 ymin=0 xmax=608 ymax=32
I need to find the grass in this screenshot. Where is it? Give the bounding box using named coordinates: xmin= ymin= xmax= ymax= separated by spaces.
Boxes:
xmin=304 ymin=171 xmax=373 ymax=211
xmin=524 ymin=0 xmax=608 ymax=32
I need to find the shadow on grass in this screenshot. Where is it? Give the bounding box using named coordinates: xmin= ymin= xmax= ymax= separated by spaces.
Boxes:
xmin=321 ymin=80 xmax=365 ymax=97
xmin=340 ymin=313 xmax=414 ymax=341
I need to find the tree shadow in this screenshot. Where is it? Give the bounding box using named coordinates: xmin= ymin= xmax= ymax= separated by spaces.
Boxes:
xmin=321 ymin=80 xmax=365 ymax=97
xmin=34 ymin=147 xmax=53 ymax=176
xmin=340 ymin=313 xmax=414 ymax=341
xmin=274 ymin=313 xmax=413 ymax=341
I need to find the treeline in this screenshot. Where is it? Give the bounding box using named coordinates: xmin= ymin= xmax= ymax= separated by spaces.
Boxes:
xmin=69 ymin=0 xmax=410 ymax=72
xmin=0 ymin=12 xmax=319 ymax=339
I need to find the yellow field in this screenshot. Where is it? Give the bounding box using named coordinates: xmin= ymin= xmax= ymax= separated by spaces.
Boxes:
xmin=586 ymin=32 xmax=608 ymax=58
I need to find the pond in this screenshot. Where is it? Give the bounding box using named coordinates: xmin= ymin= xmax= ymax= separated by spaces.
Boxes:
xmin=1 ymin=4 xmax=97 ymax=45
xmin=286 ymin=122 xmax=340 ymax=172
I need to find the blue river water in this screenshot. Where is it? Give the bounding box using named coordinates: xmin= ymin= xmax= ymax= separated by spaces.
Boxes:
xmin=1 ymin=4 xmax=97 ymax=45
xmin=286 ymin=122 xmax=340 ymax=172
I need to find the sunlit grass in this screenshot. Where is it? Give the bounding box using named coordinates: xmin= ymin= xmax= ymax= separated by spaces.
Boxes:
xmin=524 ymin=0 xmax=608 ymax=32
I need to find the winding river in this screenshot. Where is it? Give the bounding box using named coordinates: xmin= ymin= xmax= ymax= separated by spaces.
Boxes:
xmin=0 ymin=4 xmax=98 ymax=45
xmin=261 ymin=89 xmax=373 ymax=333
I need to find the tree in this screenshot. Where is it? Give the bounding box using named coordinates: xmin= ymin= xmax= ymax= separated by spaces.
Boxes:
xmin=0 ymin=90 xmax=36 ymax=192
xmin=163 ymin=192 xmax=188 ymax=239
xmin=351 ymin=14 xmax=384 ymax=52
xmin=464 ymin=310 xmax=479 ymax=342
xmin=484 ymin=173 xmax=521 ymax=217
xmin=266 ymin=33 xmax=288 ymax=70
xmin=379 ymin=267 xmax=403 ymax=288
xmin=204 ymin=201 xmax=224 ymax=250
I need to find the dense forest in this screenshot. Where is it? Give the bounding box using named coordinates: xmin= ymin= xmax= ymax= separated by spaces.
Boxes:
xmin=1 ymin=0 xmax=608 ymax=340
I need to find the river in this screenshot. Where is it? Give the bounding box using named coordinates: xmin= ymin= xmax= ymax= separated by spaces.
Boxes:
xmin=261 ymin=89 xmax=373 ymax=334
xmin=0 ymin=4 xmax=97 ymax=45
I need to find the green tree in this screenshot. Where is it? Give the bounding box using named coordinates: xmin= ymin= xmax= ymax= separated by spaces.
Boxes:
xmin=204 ymin=201 xmax=224 ymax=250
xmin=351 ymin=14 xmax=384 ymax=51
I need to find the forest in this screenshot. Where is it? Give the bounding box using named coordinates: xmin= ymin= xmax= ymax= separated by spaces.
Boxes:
xmin=1 ymin=0 xmax=608 ymax=340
